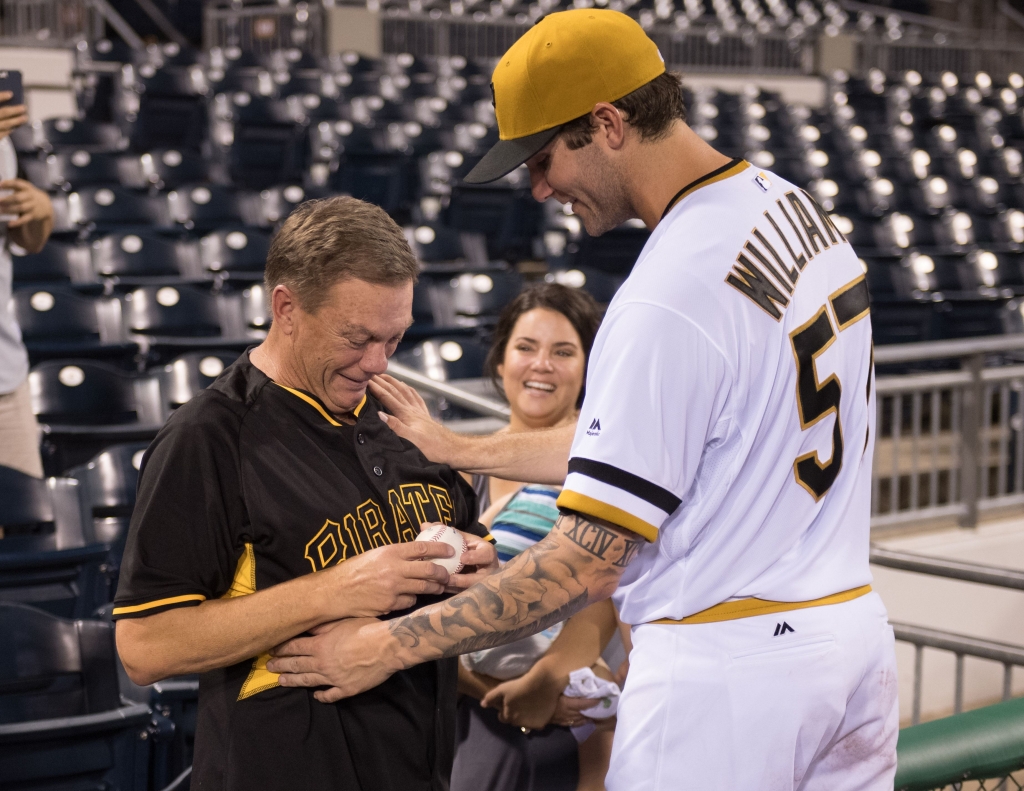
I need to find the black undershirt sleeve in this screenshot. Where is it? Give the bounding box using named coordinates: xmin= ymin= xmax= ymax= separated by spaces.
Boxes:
xmin=112 ymin=396 xmax=246 ymax=619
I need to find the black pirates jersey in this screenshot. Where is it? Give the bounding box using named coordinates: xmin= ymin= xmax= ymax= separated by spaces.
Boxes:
xmin=113 ymin=351 xmax=488 ymax=791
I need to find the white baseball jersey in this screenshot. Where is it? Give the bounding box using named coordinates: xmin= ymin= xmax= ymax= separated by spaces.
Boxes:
xmin=557 ymin=158 xmax=876 ymax=626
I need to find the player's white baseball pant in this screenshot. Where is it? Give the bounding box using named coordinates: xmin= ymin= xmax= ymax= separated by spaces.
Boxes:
xmin=606 ymin=591 xmax=898 ymax=791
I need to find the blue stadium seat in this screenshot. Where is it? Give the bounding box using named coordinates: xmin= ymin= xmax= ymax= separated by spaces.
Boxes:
xmin=545 ymin=267 xmax=624 ymax=304
xmin=12 ymin=286 xmax=138 ymax=364
xmin=167 ymin=183 xmax=248 ymax=230
xmin=17 ymin=118 xmax=128 ymax=153
xmin=117 ymin=149 xmax=210 ymax=189
xmin=445 ymin=183 xmax=542 ymax=263
xmin=91 ymin=232 xmax=201 ymax=282
xmin=10 ymin=241 xmax=94 ymax=284
xmin=335 ymin=153 xmax=419 ymax=218
xmin=158 ymin=349 xmax=240 ymax=409
xmin=0 ymin=603 xmax=152 ymax=791
xmin=21 ymin=150 xmax=124 ymax=190
xmin=66 ymin=442 xmax=149 ymax=591
xmin=123 ymin=284 xmax=230 ymax=339
xmin=29 ymin=360 xmax=165 ymax=473
xmin=199 ymin=227 xmax=271 ymax=276
xmin=0 ymin=468 xmax=109 ymax=618
xmin=445 ymin=269 xmax=522 ymax=324
xmin=395 ymin=335 xmax=491 ymax=381
xmin=67 ymin=185 xmax=172 ymax=229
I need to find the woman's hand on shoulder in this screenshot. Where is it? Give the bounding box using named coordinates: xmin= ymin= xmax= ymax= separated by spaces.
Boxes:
xmin=369 ymin=374 xmax=455 ymax=462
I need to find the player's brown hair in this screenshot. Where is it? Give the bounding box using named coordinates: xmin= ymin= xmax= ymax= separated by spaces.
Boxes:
xmin=485 ymin=283 xmax=602 ymax=409
xmin=265 ymin=196 xmax=418 ymax=313
xmin=559 ymin=71 xmax=687 ymax=151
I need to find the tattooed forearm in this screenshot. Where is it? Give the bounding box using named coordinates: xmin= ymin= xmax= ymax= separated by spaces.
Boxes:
xmin=563 ymin=517 xmax=620 ymax=560
xmin=614 ymin=538 xmax=642 ymax=568
xmin=386 ymin=512 xmax=642 ymax=665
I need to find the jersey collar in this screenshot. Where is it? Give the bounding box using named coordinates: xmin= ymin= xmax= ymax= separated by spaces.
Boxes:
xmin=660 ymin=158 xmax=750 ymax=221
xmin=273 ymin=383 xmax=368 ymax=427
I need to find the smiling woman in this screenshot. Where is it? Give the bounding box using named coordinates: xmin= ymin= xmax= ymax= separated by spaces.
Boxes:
xmin=453 ymin=283 xmax=617 ymax=791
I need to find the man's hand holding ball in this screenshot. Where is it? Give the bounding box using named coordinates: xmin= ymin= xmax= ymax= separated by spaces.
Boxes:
xmin=417 ymin=522 xmax=499 ymax=592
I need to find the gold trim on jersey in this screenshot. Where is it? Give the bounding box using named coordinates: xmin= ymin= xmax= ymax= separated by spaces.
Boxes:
xmin=556 ymin=491 xmax=658 ymax=543
xmin=111 ymin=593 xmax=207 ymax=616
xmin=648 ymin=584 xmax=872 ymax=625
xmin=274 ymin=383 xmax=367 ymax=426
xmin=662 ymin=159 xmax=751 ymax=217
xmin=221 ymin=542 xmax=281 ymax=700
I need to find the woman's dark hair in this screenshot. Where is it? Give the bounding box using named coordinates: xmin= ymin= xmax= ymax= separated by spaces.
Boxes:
xmin=485 ymin=283 xmax=602 ymax=409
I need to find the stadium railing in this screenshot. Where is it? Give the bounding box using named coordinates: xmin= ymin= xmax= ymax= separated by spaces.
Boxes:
xmin=895 ymin=695 xmax=1024 ymax=791
xmin=873 ymin=333 xmax=1024 ymax=532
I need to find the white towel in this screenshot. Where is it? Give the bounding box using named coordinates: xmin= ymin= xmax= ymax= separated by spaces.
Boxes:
xmin=563 ymin=667 xmax=621 ymax=743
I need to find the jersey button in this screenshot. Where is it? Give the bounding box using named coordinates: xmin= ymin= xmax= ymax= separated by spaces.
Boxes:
xmin=357 ymin=433 xmax=365 ymax=445
xmin=373 ymin=465 xmax=383 ymax=476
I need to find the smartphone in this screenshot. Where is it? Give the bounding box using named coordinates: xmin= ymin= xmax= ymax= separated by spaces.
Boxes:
xmin=0 ymin=70 xmax=24 ymax=107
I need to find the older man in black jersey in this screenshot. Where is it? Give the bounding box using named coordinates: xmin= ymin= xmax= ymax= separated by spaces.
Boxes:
xmin=113 ymin=196 xmax=498 ymax=791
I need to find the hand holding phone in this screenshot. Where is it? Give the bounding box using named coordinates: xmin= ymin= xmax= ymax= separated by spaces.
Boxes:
xmin=0 ymin=71 xmax=27 ymax=141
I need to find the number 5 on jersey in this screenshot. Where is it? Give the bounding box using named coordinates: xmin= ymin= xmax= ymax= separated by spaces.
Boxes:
xmin=790 ymin=276 xmax=871 ymax=501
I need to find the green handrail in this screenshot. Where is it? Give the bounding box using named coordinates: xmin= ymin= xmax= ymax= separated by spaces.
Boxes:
xmin=895 ymin=696 xmax=1024 ymax=791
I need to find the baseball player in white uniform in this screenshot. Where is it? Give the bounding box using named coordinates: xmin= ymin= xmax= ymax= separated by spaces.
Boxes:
xmin=267 ymin=10 xmax=899 ymax=790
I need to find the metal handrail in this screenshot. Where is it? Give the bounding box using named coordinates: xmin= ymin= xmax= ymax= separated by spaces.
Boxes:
xmin=870 ymin=546 xmax=1024 ymax=591
xmin=874 ymin=333 xmax=1024 ymax=366
xmin=385 ymin=361 xmax=511 ymax=420
xmin=893 ymin=622 xmax=1024 ymax=668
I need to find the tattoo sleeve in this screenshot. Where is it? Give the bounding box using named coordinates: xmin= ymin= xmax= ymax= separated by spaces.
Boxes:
xmin=387 ymin=512 xmax=641 ymax=663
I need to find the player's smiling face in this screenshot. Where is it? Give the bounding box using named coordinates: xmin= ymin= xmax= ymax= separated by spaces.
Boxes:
xmin=525 ymin=127 xmax=633 ymax=237
xmin=498 ymin=307 xmax=585 ymax=430
xmin=294 ymin=278 xmax=413 ymax=414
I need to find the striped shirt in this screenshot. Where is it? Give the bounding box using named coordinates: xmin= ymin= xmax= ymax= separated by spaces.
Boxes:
xmin=491 ymin=485 xmax=562 ymax=562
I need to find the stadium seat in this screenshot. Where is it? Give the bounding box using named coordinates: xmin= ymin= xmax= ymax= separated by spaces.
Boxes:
xmin=407 ymin=221 xmax=464 ymax=263
xmin=91 ymin=231 xmax=202 ymax=282
xmin=166 ymin=183 xmax=249 ymax=230
xmin=395 ymin=335 xmax=490 ymax=381
xmin=199 ymin=227 xmax=271 ymax=276
xmin=0 ymin=603 xmax=152 ymax=791
xmin=545 ymin=267 xmax=624 ymax=304
xmin=158 ymin=349 xmax=240 ymax=408
xmin=123 ymin=284 xmax=232 ymax=339
xmin=0 ymin=467 xmax=109 ymax=618
xmin=446 ymin=183 xmax=542 ymax=263
xmin=15 ymin=118 xmax=128 ymax=153
xmin=29 ymin=360 xmax=165 ymax=473
xmin=67 ymin=185 xmax=172 ymax=229
xmin=12 ymin=286 xmax=138 ymax=364
xmin=117 ymin=148 xmax=210 ymax=189
xmin=21 ymin=150 xmax=123 ymax=190
xmin=443 ymin=270 xmax=522 ymax=325
xmin=570 ymin=223 xmax=650 ymax=275
xmin=334 ymin=153 xmax=419 ymax=218
xmin=66 ymin=443 xmax=148 ymax=590
xmin=10 ymin=240 xmax=93 ymax=284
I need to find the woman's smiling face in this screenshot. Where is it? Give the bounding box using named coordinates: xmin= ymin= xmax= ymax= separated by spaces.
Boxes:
xmin=498 ymin=307 xmax=585 ymax=429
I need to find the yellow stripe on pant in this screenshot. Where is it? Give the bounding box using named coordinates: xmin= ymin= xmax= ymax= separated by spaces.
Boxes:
xmin=648 ymin=585 xmax=872 ymax=625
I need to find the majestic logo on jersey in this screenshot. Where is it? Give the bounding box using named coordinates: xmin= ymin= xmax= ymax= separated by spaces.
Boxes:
xmin=774 ymin=622 xmax=796 ymax=636
xmin=724 ymin=189 xmax=850 ymax=321
xmin=587 ymin=418 xmax=601 ymax=436
xmin=303 ymin=482 xmax=456 ymax=573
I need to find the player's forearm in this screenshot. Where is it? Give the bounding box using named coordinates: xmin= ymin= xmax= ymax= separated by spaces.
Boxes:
xmin=446 ymin=423 xmax=574 ymax=483
xmin=382 ymin=514 xmax=640 ymax=672
xmin=116 ymin=573 xmax=338 ymax=685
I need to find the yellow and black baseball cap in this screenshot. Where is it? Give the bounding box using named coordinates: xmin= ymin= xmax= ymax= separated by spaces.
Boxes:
xmin=464 ymin=9 xmax=666 ymax=185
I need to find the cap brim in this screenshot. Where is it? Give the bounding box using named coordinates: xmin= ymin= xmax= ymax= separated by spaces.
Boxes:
xmin=463 ymin=126 xmax=561 ymax=185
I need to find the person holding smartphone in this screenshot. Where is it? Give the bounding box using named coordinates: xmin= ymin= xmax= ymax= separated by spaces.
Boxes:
xmin=0 ymin=85 xmax=55 ymax=477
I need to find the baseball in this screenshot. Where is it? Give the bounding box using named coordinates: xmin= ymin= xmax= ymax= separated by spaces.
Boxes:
xmin=415 ymin=524 xmax=468 ymax=574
